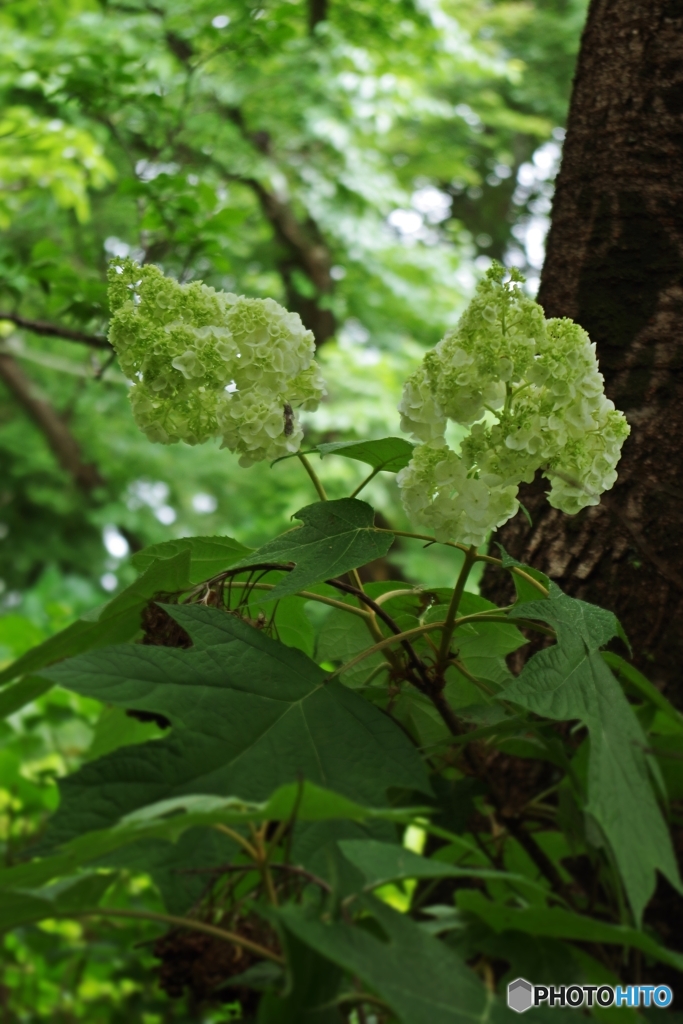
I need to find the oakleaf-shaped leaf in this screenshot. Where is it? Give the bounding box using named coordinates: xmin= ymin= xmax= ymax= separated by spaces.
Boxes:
xmin=0 ymin=550 xmax=192 ymax=689
xmin=495 ymin=544 xmax=550 ymax=604
xmin=131 ymin=534 xmax=251 ymax=581
xmin=41 ymin=605 xmax=429 ymax=850
xmin=506 ymin=586 xmax=680 ymax=922
xmin=258 ymin=931 xmax=344 ymax=1023
xmin=0 ymin=537 xmax=252 ymax=697
xmin=457 ymin=891 xmax=683 ymax=972
xmin=277 ymin=895 xmax=505 ymax=1024
xmin=0 ymin=874 xmax=113 ymax=933
xmin=230 ymin=499 xmax=393 ymax=601
xmin=338 ymin=839 xmax=549 ymax=897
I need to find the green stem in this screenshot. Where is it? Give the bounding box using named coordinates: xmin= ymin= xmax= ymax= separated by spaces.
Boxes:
xmin=209 ymin=580 xmax=371 ymax=620
xmin=374 ymin=587 xmax=425 ymax=606
xmin=512 ymin=617 xmax=556 ymax=637
xmin=436 ymin=545 xmax=478 ymax=674
xmin=297 ymin=452 xmax=327 ymax=501
xmin=375 ymin=528 xmax=549 ymax=597
xmin=212 ymin=823 xmax=259 ymax=860
xmin=326 ymin=621 xmax=446 ymax=679
xmin=326 ymin=612 xmax=553 ymax=681
xmin=450 ymin=658 xmax=495 ymax=696
xmin=350 ymin=466 xmax=379 ymax=499
xmin=64 ymin=907 xmax=285 ymax=964
xmin=350 ymin=567 xmax=401 ymax=672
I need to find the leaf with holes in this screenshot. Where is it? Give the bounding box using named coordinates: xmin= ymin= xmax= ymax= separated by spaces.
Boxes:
xmin=40 ymin=605 xmax=429 ymax=860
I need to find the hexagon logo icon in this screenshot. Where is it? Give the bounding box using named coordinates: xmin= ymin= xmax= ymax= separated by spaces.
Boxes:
xmin=508 ymin=978 xmax=533 ymax=1013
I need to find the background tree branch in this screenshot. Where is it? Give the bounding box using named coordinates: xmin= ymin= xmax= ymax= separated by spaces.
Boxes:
xmin=0 ymin=353 xmax=105 ymax=491
xmin=0 ymin=312 xmax=111 ymax=350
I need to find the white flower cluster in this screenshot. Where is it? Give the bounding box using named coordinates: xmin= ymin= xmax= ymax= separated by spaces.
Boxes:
xmin=397 ymin=263 xmax=630 ymax=546
xmin=108 ymin=259 xmax=325 ymax=465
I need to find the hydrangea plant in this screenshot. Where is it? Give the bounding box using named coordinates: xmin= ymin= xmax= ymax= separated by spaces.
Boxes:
xmin=4 ymin=262 xmax=678 ymax=1021
xmin=397 ymin=262 xmax=630 ymax=545
xmin=107 ymin=258 xmax=326 ymax=465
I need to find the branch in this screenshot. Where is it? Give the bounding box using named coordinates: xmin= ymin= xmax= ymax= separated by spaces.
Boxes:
xmin=190 ymin=579 xmax=371 ymax=619
xmin=325 ymin=620 xmax=447 ymax=678
xmin=436 ymin=545 xmax=478 ymax=673
xmin=247 ymin=176 xmax=333 ymax=292
xmin=68 ymin=907 xmax=284 ymax=965
xmin=0 ymin=354 xmax=105 ymax=491
xmin=376 ymin=528 xmax=549 ymax=597
xmin=223 ymin=110 xmax=334 ymax=310
xmin=329 ymin=577 xmax=432 ymax=689
xmin=178 ymin=861 xmax=333 ymax=893
xmin=0 ymin=311 xmax=111 ymax=350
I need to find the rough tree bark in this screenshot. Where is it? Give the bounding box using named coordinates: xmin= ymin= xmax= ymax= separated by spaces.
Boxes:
xmin=484 ymin=0 xmax=683 ymax=699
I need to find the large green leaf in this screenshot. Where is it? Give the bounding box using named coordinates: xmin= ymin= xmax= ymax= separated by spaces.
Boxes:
xmin=316 ymin=604 xmax=384 ymax=687
xmin=457 ymin=891 xmax=683 ymax=972
xmin=603 ymin=652 xmax=683 ymax=729
xmin=275 ymin=438 xmax=415 ymax=474
xmin=230 ymin=499 xmax=394 ymax=601
xmin=0 ymin=783 xmax=420 ymax=901
xmin=277 ymin=895 xmax=506 ymax=1024
xmin=496 ymin=545 xmax=550 ymax=605
xmin=316 ymin=437 xmax=414 ymax=473
xmin=257 ymin=931 xmax=344 ymax=1023
xmin=0 ymin=550 xmax=192 ymax=689
xmin=130 ymin=534 xmax=252 ymax=582
xmin=41 ymin=605 xmax=429 ymax=851
xmin=505 ymin=586 xmax=680 ymax=922
xmin=338 ymin=839 xmax=550 ymax=898
xmin=0 ymin=538 xmax=252 ymax=698
xmin=0 ymin=874 xmax=114 ymax=933
xmin=0 ymin=675 xmax=52 ymax=718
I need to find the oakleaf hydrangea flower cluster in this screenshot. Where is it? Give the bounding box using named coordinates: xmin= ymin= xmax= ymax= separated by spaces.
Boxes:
xmin=107 ymin=259 xmax=325 ymax=465
xmin=397 ymin=263 xmax=630 ymax=546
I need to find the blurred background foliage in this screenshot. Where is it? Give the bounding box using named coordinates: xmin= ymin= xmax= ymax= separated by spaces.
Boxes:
xmin=0 ymin=0 xmax=586 ymax=1018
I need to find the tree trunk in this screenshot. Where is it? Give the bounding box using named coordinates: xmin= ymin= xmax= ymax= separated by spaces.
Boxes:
xmin=484 ymin=0 xmax=683 ymax=700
